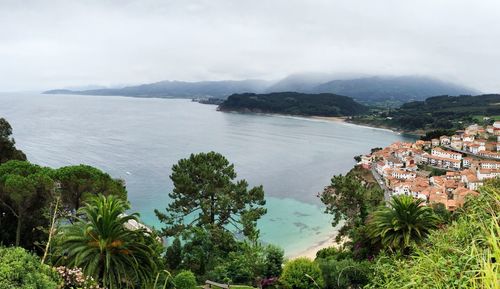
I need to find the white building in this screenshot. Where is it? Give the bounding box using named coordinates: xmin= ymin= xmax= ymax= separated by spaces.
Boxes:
xmin=431 ymin=148 xmax=462 ymax=161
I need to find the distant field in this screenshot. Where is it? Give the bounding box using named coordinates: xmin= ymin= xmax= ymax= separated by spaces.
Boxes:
xmin=472 ymin=115 xmax=500 ymax=122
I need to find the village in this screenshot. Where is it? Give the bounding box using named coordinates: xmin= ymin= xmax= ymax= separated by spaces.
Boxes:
xmin=359 ymin=121 xmax=500 ymax=211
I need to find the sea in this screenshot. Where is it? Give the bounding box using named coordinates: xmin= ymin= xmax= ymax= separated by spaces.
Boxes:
xmin=0 ymin=92 xmax=412 ymax=256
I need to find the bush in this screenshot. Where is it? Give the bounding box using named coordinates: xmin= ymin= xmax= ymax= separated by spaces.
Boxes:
xmin=56 ymin=266 xmax=103 ymax=289
xmin=173 ymin=270 xmax=197 ymax=289
xmin=265 ymin=245 xmax=284 ymax=278
xmin=317 ymin=257 xmax=372 ymax=289
xmin=280 ymin=258 xmax=324 ymax=289
xmin=0 ymin=246 xmax=61 ymax=289
xmin=204 ymin=242 xmax=281 ymax=286
xmin=315 ymin=246 xmax=352 ymax=260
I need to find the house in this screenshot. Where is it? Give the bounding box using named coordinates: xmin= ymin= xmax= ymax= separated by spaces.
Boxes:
xmin=475 ymin=139 xmax=487 ymax=146
xmin=431 ymin=147 xmax=462 ymax=161
xmin=478 ymin=161 xmax=500 ymax=171
xmin=462 ymin=157 xmax=474 ymax=168
xmin=386 ymin=156 xmax=404 ymax=168
xmin=439 ymin=135 xmax=451 ymax=146
xmin=431 ymin=138 xmax=440 ymax=147
xmin=462 ymin=134 xmax=475 ymax=142
xmin=452 ymin=187 xmax=478 ymax=208
xmin=359 ymin=155 xmax=372 ymax=169
xmin=450 ymin=140 xmax=463 ymax=150
xmin=460 ymin=170 xmax=483 ymax=190
xmin=468 ymin=143 xmax=485 ymax=154
xmin=391 ymin=169 xmax=416 ymax=180
xmin=485 ymin=142 xmax=497 ymax=151
xmin=478 ymin=151 xmax=500 ymax=160
xmin=476 ymin=168 xmax=500 ymax=180
xmin=376 ymin=161 xmax=388 ymax=175
xmin=427 ymin=155 xmax=461 ymax=169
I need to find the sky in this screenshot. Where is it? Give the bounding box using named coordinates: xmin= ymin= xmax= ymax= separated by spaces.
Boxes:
xmin=1 ymin=0 xmax=499 ymax=92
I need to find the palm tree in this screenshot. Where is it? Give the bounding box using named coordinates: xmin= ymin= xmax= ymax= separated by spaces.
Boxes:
xmin=367 ymin=195 xmax=439 ymax=252
xmin=58 ymin=195 xmax=158 ymax=289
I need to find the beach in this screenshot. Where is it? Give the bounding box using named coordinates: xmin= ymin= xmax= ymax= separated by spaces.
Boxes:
xmin=310 ymin=116 xmax=348 ymax=122
xmin=290 ymin=235 xmax=346 ymax=259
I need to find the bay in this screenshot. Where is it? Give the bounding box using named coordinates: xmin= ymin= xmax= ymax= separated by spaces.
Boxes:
xmin=0 ymin=92 xmax=412 ymax=256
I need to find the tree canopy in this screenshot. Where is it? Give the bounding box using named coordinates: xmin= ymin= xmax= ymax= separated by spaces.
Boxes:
xmin=319 ymin=173 xmax=384 ymax=240
xmin=0 ymin=160 xmax=55 ymax=248
xmin=219 ymin=92 xmax=368 ymax=116
xmin=53 ymin=164 xmax=127 ymax=214
xmin=0 ymin=118 xmax=26 ymax=164
xmin=155 ymin=151 xmax=266 ymax=240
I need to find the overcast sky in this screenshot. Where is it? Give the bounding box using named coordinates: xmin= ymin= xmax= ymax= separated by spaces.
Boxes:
xmin=1 ymin=0 xmax=499 ymax=92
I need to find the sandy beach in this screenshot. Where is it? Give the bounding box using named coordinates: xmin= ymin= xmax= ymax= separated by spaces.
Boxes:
xmin=289 ymin=235 xmax=346 ymax=260
xmin=310 ymin=116 xmax=348 ymax=122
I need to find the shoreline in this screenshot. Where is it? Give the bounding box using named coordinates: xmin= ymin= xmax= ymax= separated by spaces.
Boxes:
xmin=289 ymin=235 xmax=346 ymax=260
xmin=310 ymin=116 xmax=348 ymax=123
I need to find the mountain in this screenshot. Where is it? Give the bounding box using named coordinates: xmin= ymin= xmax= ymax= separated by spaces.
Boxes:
xmin=312 ymin=76 xmax=478 ymax=104
xmin=44 ymin=79 xmax=271 ymax=98
xmin=264 ymin=73 xmax=338 ymax=93
xmin=218 ymin=92 xmax=368 ymax=116
xmin=44 ymin=75 xmax=478 ymax=105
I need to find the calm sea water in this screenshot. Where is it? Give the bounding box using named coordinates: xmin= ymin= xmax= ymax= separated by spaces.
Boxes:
xmin=0 ymin=92 xmax=411 ymax=255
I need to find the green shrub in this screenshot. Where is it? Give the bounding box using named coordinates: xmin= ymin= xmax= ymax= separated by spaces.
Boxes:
xmin=265 ymin=245 xmax=284 ymax=278
xmin=0 ymin=246 xmax=61 ymax=289
xmin=317 ymin=257 xmax=372 ymax=289
xmin=315 ymin=246 xmax=352 ymax=260
xmin=173 ymin=270 xmax=197 ymax=289
xmin=206 ymin=242 xmax=279 ymax=286
xmin=280 ymin=258 xmax=324 ymax=289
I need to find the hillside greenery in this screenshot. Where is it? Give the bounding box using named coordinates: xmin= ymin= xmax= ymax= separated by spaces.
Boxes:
xmin=367 ymin=179 xmax=499 ymax=288
xmin=218 ymin=92 xmax=368 ymax=117
xmin=0 ymin=116 xmax=498 ymax=289
xmin=351 ymin=94 xmax=500 ymax=131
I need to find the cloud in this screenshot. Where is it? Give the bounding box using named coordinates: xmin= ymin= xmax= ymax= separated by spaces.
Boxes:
xmin=0 ymin=0 xmax=499 ymax=92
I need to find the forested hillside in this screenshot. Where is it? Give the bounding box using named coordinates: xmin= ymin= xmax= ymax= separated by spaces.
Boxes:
xmin=352 ymin=94 xmax=500 ymax=131
xmin=218 ymin=92 xmax=368 ymax=116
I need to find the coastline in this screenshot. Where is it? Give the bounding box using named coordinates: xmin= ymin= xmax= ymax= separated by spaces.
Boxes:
xmin=289 ymin=234 xmax=346 ymax=260
xmin=310 ymin=116 xmax=348 ymax=123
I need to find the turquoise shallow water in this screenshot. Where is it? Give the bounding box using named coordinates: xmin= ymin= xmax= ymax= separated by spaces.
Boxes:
xmin=0 ymin=92 xmax=411 ymax=256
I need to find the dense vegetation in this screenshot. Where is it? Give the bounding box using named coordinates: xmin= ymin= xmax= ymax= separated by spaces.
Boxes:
xmin=0 ymin=117 xmax=26 ymax=163
xmin=318 ymin=166 xmax=498 ymax=289
xmin=367 ymin=179 xmax=499 ymax=288
xmin=0 ymin=117 xmax=498 ymax=288
xmin=352 ymin=94 xmax=500 ymax=131
xmin=218 ymin=92 xmax=368 ymax=117
xmin=0 ymin=247 xmax=61 ymax=288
